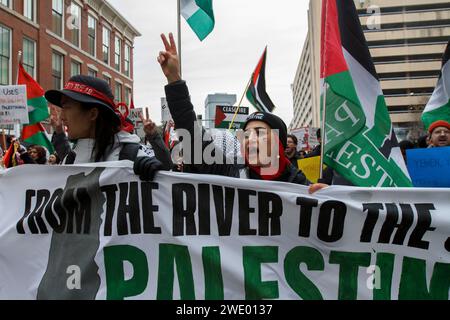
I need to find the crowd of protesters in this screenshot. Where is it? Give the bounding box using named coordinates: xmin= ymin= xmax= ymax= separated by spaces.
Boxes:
xmin=1 ymin=32 xmax=449 ymax=191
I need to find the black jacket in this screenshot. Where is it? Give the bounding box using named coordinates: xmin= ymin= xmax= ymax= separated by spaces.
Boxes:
xmin=165 ymin=80 xmax=309 ymax=185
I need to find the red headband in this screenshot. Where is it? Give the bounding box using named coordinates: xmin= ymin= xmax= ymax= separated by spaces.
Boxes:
xmin=64 ymin=81 xmax=116 ymax=109
xmin=64 ymin=81 xmax=132 ymax=131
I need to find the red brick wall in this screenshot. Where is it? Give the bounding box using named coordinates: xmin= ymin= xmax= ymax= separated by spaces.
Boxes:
xmin=0 ymin=0 xmax=135 ymax=103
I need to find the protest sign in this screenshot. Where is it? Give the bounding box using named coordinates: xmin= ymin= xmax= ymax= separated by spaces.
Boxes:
xmin=161 ymin=97 xmax=172 ymax=122
xmin=297 ymin=156 xmax=326 ymax=183
xmin=129 ymin=108 xmax=145 ymax=139
xmin=0 ymin=85 xmax=29 ymax=125
xmin=407 ymin=147 xmax=450 ymax=188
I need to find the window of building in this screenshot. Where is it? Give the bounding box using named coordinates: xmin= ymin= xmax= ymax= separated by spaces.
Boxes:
xmin=125 ymin=87 xmax=132 ymax=106
xmin=88 ymin=68 xmax=97 ymax=78
xmin=52 ymin=52 xmax=63 ymax=90
xmin=52 ymin=0 xmax=64 ymax=37
xmin=124 ymin=44 xmax=131 ymax=77
xmin=24 ymin=0 xmax=35 ymax=22
xmin=114 ymin=36 xmax=121 ymax=72
xmin=0 ymin=0 xmax=10 ymax=8
xmin=115 ymin=82 xmax=122 ymax=102
xmin=70 ymin=2 xmax=81 ymax=47
xmin=70 ymin=60 xmax=81 ymax=77
xmin=102 ymin=27 xmax=110 ymax=65
xmin=88 ymin=15 xmax=97 ymax=57
xmin=104 ymin=76 xmax=111 ymax=86
xmin=0 ymin=25 xmax=11 ymax=85
xmin=22 ymin=38 xmax=36 ymax=78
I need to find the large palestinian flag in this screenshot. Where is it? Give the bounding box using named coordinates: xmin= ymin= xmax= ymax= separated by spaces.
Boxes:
xmin=422 ymin=41 xmax=450 ymax=130
xmin=18 ymin=62 xmax=54 ymax=153
xmin=321 ymin=0 xmax=412 ymax=187
xmin=246 ymin=47 xmax=276 ymax=113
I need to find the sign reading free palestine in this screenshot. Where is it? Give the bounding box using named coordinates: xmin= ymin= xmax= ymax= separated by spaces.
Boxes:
xmin=0 ymin=163 xmax=449 ymax=300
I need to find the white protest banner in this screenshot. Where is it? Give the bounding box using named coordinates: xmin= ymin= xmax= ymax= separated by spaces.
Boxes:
xmin=0 ymin=163 xmax=449 ymax=300
xmin=0 ymin=85 xmax=29 ymax=125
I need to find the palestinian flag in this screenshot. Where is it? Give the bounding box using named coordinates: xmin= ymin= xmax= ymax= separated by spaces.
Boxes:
xmin=180 ymin=0 xmax=215 ymax=41
xmin=18 ymin=62 xmax=49 ymax=124
xmin=18 ymin=62 xmax=53 ymax=153
xmin=246 ymin=47 xmax=276 ymax=113
xmin=321 ymin=0 xmax=412 ymax=187
xmin=22 ymin=122 xmax=54 ymax=154
xmin=422 ymin=41 xmax=450 ymax=130
xmin=2 ymin=142 xmax=18 ymax=168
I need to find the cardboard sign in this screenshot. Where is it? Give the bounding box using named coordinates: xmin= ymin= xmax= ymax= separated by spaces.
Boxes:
xmin=161 ymin=97 xmax=172 ymax=122
xmin=0 ymin=85 xmax=29 ymax=125
xmin=297 ymin=156 xmax=326 ymax=183
xmin=129 ymin=108 xmax=145 ymax=139
xmin=407 ymin=146 xmax=450 ymax=188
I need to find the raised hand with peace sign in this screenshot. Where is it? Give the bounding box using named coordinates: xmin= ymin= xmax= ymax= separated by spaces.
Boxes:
xmin=157 ymin=33 xmax=182 ymax=84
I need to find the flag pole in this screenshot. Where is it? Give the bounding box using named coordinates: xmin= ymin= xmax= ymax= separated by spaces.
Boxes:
xmin=228 ymin=78 xmax=252 ymax=131
xmin=1 ymin=128 xmax=6 ymax=152
xmin=16 ymin=51 xmax=23 ymax=139
xmin=319 ymin=0 xmax=329 ymax=180
xmin=319 ymin=84 xmax=327 ymax=180
xmin=16 ymin=51 xmax=22 ymax=85
xmin=177 ymin=0 xmax=183 ymax=78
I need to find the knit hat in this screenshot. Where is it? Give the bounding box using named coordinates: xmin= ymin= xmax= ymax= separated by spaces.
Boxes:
xmin=428 ymin=120 xmax=450 ymax=134
xmin=244 ymin=112 xmax=288 ymax=148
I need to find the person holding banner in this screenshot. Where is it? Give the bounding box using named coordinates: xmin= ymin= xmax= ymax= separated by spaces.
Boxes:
xmin=157 ymin=33 xmax=309 ymax=185
xmin=45 ymin=75 xmax=164 ymax=181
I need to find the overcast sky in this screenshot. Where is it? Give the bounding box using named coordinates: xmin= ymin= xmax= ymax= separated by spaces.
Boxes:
xmin=108 ymin=0 xmax=310 ymax=126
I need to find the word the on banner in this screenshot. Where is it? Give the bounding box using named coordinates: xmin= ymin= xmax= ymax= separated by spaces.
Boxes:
xmin=0 ymin=85 xmax=29 ymax=125
xmin=0 ymin=164 xmax=449 ymax=300
xmin=407 ymin=146 xmax=450 ymax=188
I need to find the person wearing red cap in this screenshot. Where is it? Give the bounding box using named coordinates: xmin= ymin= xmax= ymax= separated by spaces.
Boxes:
xmin=45 ymin=75 xmax=164 ymax=181
xmin=428 ymin=120 xmax=450 ymax=148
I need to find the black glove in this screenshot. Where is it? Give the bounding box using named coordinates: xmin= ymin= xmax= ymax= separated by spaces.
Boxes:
xmin=133 ymin=156 xmax=164 ymax=181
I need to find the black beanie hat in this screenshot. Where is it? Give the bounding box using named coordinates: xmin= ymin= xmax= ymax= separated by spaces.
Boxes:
xmin=244 ymin=112 xmax=288 ymax=148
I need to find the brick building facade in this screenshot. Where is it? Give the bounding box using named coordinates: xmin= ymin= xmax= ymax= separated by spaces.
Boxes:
xmin=0 ymin=0 xmax=140 ymax=107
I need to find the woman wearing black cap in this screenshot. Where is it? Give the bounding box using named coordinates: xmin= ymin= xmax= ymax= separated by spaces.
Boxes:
xmin=157 ymin=33 xmax=308 ymax=185
xmin=45 ymin=75 xmax=163 ymax=180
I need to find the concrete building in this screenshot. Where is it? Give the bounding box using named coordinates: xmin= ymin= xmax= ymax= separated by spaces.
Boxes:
xmin=204 ymin=93 xmax=237 ymax=129
xmin=0 ymin=0 xmax=140 ymax=107
xmin=290 ymin=0 xmax=449 ymax=141
xmin=290 ymin=0 xmax=321 ymax=130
